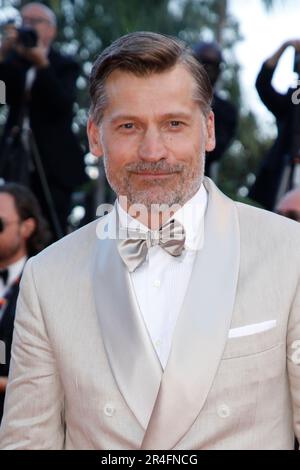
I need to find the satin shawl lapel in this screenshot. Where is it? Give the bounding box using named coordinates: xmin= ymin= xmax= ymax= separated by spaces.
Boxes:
xmin=92 ymin=210 xmax=162 ymax=430
xmin=141 ymin=178 xmax=240 ymax=449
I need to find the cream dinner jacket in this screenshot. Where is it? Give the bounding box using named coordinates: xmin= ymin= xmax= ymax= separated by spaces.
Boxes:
xmin=0 ymin=177 xmax=300 ymax=450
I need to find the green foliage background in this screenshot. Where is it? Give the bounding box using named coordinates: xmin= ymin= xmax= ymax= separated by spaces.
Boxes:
xmin=1 ymin=0 xmax=278 ymax=204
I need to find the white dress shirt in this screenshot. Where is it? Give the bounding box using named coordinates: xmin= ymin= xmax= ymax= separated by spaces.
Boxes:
xmin=117 ymin=184 xmax=207 ymax=369
xmin=0 ymin=256 xmax=27 ymax=298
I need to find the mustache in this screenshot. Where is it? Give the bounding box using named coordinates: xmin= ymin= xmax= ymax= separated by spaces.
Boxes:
xmin=125 ymin=161 xmax=183 ymax=173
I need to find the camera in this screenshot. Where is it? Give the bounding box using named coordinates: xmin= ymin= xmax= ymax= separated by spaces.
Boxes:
xmin=1 ymin=19 xmax=38 ymax=49
xmin=16 ymin=26 xmax=38 ymax=48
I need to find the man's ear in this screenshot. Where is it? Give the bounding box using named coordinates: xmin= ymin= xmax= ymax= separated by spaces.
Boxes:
xmin=21 ymin=217 xmax=36 ymax=240
xmin=87 ymin=118 xmax=103 ymax=157
xmin=205 ymin=111 xmax=216 ymax=152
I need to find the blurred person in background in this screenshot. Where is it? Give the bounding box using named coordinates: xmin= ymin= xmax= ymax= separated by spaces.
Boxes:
xmin=193 ymin=41 xmax=237 ymax=181
xmin=249 ymin=40 xmax=300 ymax=211
xmin=0 ymin=182 xmax=50 ymax=424
xmin=0 ymin=2 xmax=87 ymax=237
xmin=276 ymin=186 xmax=300 ymax=452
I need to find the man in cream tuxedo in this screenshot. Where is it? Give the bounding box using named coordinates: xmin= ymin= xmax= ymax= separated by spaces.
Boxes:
xmin=0 ymin=32 xmax=300 ymax=450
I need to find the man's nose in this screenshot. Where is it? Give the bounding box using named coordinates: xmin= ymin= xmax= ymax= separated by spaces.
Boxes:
xmin=138 ymin=127 xmax=167 ymax=161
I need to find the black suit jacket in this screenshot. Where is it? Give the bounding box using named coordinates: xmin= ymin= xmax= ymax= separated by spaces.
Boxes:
xmin=205 ymin=93 xmax=237 ymax=176
xmin=0 ymin=280 xmax=20 ymax=422
xmin=0 ymin=47 xmax=87 ymax=190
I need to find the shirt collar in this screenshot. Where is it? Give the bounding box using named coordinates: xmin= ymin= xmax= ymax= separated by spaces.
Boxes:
xmin=7 ymin=256 xmax=27 ymax=286
xmin=117 ymin=184 xmax=207 ymax=251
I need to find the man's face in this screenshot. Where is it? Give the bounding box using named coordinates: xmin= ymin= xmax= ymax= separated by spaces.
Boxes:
xmin=0 ymin=193 xmax=25 ymax=265
xmin=88 ymin=64 xmax=215 ymax=211
xmin=21 ymin=5 xmax=56 ymax=47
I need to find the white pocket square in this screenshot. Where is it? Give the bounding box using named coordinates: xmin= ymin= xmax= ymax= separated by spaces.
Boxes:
xmin=228 ymin=320 xmax=277 ymax=339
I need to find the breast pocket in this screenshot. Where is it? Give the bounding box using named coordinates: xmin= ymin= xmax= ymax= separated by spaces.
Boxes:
xmin=222 ymin=320 xmax=282 ymax=359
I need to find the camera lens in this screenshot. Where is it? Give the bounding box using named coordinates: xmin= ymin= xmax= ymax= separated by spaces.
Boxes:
xmin=17 ymin=26 xmax=38 ymax=48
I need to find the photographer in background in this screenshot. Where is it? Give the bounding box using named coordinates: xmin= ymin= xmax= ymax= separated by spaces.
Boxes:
xmin=0 ymin=2 xmax=87 ymax=237
xmin=193 ymin=41 xmax=237 ymax=181
xmin=249 ymin=40 xmax=300 ymax=211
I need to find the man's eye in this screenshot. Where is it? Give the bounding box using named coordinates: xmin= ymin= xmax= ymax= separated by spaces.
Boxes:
xmin=121 ymin=123 xmax=134 ymax=129
xmin=170 ymin=121 xmax=182 ymax=127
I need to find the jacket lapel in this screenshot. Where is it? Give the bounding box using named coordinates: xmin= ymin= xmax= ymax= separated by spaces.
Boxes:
xmin=92 ymin=209 xmax=162 ymax=431
xmin=141 ymin=178 xmax=240 ymax=449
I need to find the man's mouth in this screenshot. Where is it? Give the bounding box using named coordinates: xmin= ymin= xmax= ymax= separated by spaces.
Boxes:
xmin=130 ymin=171 xmax=178 ymax=178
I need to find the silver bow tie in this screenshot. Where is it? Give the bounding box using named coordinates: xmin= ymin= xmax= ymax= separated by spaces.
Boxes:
xmin=117 ymin=218 xmax=186 ymax=272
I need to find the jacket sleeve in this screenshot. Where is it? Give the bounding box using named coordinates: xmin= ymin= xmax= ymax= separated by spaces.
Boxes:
xmin=256 ymin=62 xmax=290 ymax=120
xmin=0 ymin=258 xmax=65 ymax=450
xmin=287 ymin=275 xmax=300 ymax=445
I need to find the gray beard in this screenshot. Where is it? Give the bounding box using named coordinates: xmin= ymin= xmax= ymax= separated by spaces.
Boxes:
xmin=103 ymin=153 xmax=205 ymax=212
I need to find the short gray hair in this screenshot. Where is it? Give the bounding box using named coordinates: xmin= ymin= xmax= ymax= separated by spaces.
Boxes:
xmin=89 ymin=31 xmax=213 ymax=125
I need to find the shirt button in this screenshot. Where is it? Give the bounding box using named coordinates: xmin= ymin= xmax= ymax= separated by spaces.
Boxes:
xmin=104 ymin=404 xmax=115 ymax=417
xmin=153 ymin=279 xmax=161 ymax=288
xmin=155 ymin=339 xmax=161 ymax=348
xmin=217 ymin=404 xmax=230 ymax=419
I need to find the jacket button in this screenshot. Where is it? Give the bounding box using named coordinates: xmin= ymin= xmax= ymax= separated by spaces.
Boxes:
xmin=104 ymin=404 xmax=115 ymax=417
xmin=217 ymin=404 xmax=230 ymax=418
